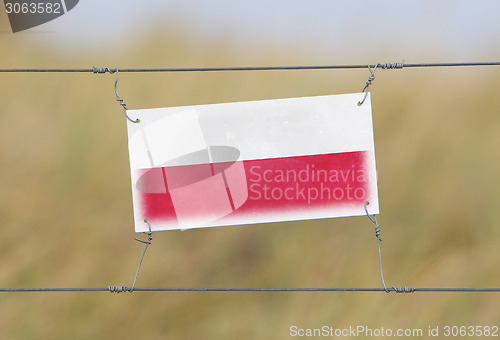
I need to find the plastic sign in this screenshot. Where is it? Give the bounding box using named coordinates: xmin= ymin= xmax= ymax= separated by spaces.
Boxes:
xmin=126 ymin=93 xmax=379 ymax=232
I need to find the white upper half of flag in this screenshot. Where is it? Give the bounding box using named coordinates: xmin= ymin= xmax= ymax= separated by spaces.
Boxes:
xmin=126 ymin=93 xmax=374 ymax=169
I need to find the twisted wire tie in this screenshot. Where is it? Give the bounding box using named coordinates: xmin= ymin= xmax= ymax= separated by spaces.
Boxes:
xmin=113 ymin=68 xmax=140 ymax=123
xmin=107 ymin=219 xmax=153 ymax=294
xmin=391 ymin=286 xmax=416 ymax=293
xmin=93 ymin=66 xmax=139 ymax=123
xmin=129 ymin=219 xmax=154 ymax=293
xmin=357 ymin=64 xmax=378 ymax=106
xmin=357 ymin=61 xmax=404 ymax=106
xmin=108 ymin=286 xmax=129 ymax=293
xmin=380 ymin=61 xmax=404 ymax=69
xmin=92 ymin=67 xmax=115 ymax=74
xmin=364 ymin=201 xmax=415 ymax=294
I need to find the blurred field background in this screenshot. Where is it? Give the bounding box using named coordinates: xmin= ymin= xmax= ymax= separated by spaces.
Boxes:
xmin=1 ymin=2 xmax=500 ymax=339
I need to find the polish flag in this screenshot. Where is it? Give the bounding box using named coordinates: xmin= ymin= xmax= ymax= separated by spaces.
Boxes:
xmin=126 ymin=93 xmax=379 ymax=232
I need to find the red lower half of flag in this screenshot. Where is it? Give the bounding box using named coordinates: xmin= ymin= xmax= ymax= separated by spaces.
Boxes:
xmin=133 ymin=150 xmax=374 ymax=229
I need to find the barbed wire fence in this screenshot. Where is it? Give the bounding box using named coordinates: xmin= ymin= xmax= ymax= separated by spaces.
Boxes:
xmin=1 ymin=61 xmax=499 ymax=294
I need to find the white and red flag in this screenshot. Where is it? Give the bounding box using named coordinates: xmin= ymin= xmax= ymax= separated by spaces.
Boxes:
xmin=126 ymin=93 xmax=379 ymax=232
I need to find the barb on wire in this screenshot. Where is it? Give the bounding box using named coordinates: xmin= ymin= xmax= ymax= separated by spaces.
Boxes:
xmin=379 ymin=61 xmax=404 ymax=70
xmin=364 ymin=201 xmax=415 ymax=294
xmin=108 ymin=286 xmax=128 ymax=294
xmin=92 ymin=67 xmax=114 ymax=74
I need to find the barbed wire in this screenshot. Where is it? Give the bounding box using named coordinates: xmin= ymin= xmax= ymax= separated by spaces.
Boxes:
xmin=0 ymin=61 xmax=499 ymax=73
xmin=1 ymin=60 xmax=499 ymax=294
xmin=0 ymin=287 xmax=499 ymax=293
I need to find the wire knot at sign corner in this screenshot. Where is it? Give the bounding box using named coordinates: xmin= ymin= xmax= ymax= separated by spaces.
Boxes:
xmin=357 ymin=60 xmax=404 ymax=106
xmin=364 ymin=201 xmax=382 ymax=242
xmin=134 ymin=219 xmax=153 ymax=245
xmin=111 ymin=68 xmax=140 ymax=124
xmin=357 ymin=64 xmax=378 ymax=106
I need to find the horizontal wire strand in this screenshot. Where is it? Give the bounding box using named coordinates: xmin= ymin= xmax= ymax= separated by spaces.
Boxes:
xmin=0 ymin=62 xmax=500 ymax=73
xmin=0 ymin=287 xmax=499 ymax=293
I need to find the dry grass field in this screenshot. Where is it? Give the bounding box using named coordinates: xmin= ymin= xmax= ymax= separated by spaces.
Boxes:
xmin=0 ymin=15 xmax=499 ymax=340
